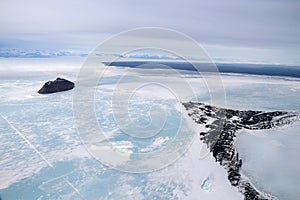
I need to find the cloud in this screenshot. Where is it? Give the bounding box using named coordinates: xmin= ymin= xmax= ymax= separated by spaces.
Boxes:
xmin=1 ymin=0 xmax=299 ymax=45
xmin=0 ymin=0 xmax=299 ymax=64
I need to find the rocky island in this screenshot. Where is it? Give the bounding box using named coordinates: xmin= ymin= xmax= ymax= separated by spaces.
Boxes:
xmin=38 ymin=78 xmax=75 ymax=94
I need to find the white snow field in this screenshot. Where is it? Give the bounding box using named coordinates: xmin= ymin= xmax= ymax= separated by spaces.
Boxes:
xmin=0 ymin=57 xmax=299 ymax=199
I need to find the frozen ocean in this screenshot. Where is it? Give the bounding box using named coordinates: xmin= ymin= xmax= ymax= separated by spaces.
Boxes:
xmin=0 ymin=57 xmax=300 ymax=200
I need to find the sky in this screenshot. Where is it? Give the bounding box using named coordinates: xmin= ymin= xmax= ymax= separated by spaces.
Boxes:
xmin=0 ymin=0 xmax=300 ymax=65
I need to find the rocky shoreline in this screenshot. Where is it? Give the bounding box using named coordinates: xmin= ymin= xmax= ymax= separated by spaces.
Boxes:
xmin=182 ymin=102 xmax=299 ymax=200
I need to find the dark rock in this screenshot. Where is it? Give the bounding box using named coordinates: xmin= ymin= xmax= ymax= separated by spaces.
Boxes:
xmin=38 ymin=78 xmax=75 ymax=94
xmin=183 ymin=101 xmax=299 ymax=200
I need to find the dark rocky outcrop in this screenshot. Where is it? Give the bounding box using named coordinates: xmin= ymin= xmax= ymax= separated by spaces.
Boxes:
xmin=183 ymin=102 xmax=299 ymax=200
xmin=38 ymin=78 xmax=75 ymax=94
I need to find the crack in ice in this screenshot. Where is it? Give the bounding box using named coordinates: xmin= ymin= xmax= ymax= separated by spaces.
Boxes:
xmin=0 ymin=113 xmax=86 ymax=200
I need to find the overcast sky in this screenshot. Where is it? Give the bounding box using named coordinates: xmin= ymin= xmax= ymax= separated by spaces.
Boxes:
xmin=0 ymin=0 xmax=299 ymax=64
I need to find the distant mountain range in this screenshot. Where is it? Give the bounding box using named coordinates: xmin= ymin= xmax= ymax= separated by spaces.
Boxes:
xmin=0 ymin=49 xmax=88 ymax=58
